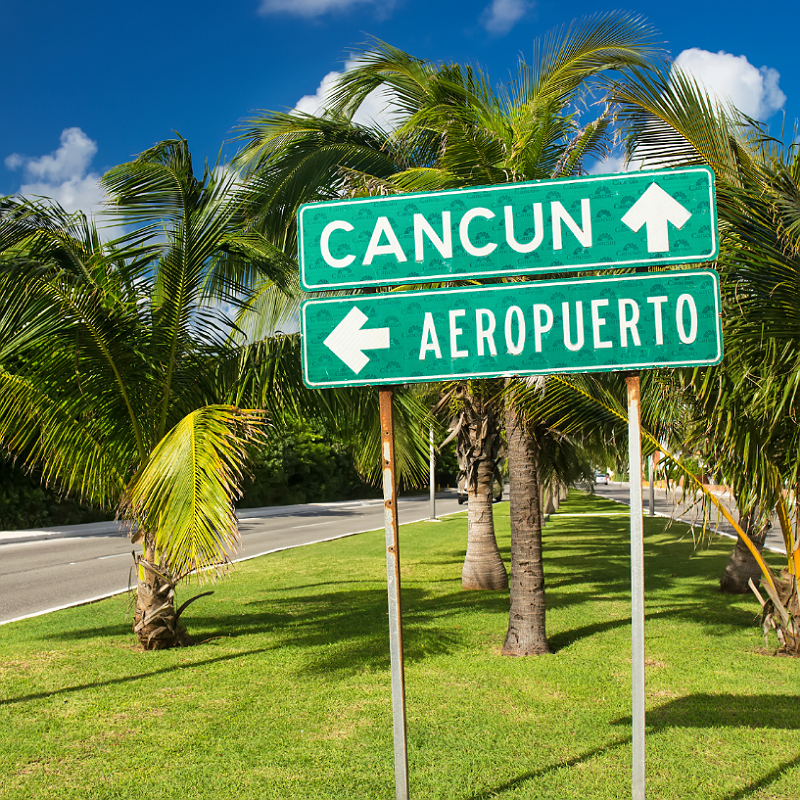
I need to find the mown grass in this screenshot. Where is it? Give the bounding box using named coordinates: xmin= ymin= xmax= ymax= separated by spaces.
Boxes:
xmin=1 ymin=491 xmax=798 ymax=799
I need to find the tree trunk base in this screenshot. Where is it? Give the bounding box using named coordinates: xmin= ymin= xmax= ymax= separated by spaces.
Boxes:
xmin=462 ymin=556 xmax=508 ymax=590
xmin=754 ymin=570 xmax=800 ymax=656
xmin=133 ymin=554 xmax=190 ymax=650
xmin=720 ymin=534 xmax=765 ymax=594
xmin=502 ymin=633 xmax=552 ymax=656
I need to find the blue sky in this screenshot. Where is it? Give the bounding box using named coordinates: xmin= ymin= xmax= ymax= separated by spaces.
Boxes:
xmin=2 ymin=0 xmax=796 ymax=219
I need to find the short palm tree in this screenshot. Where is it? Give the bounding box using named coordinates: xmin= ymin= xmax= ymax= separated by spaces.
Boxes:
xmin=0 ymin=139 xmax=294 ymax=649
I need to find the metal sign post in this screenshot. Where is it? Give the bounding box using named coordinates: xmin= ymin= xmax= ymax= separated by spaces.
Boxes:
xmin=429 ymin=427 xmax=436 ymax=521
xmin=626 ymin=374 xmax=646 ymax=800
xmin=379 ymin=388 xmax=410 ymax=800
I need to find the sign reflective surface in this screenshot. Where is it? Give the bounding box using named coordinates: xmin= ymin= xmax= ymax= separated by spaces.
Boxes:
xmin=301 ymin=269 xmax=722 ymax=388
xmin=298 ymin=167 xmax=718 ymax=290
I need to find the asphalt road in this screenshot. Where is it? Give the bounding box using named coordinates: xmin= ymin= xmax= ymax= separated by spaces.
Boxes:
xmin=592 ymin=481 xmax=786 ymax=554
xmin=0 ymin=492 xmax=463 ymax=626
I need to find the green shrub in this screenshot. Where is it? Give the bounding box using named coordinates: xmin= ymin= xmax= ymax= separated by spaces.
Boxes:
xmin=0 ymin=456 xmax=114 ymax=530
xmin=238 ymin=419 xmax=382 ymax=508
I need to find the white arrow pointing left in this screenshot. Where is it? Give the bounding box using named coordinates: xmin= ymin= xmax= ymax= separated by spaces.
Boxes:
xmin=621 ymin=182 xmax=692 ymax=253
xmin=323 ymin=307 xmax=391 ymax=374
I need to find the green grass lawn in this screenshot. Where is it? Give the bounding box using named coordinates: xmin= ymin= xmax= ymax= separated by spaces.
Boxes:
xmin=1 ymin=490 xmax=798 ymax=799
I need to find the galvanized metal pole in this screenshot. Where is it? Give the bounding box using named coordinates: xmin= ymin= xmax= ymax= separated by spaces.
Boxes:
xmin=648 ymin=454 xmax=655 ymax=517
xmin=429 ymin=427 xmax=437 ymax=521
xmin=626 ymin=374 xmax=646 ymax=800
xmin=379 ymin=388 xmax=410 ymax=800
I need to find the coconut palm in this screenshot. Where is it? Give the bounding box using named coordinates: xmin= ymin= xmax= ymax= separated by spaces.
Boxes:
xmin=612 ymin=64 xmax=800 ymax=600
xmin=233 ymin=14 xmax=664 ymax=652
xmin=325 ymin=17 xmax=663 ymax=654
xmin=0 ymin=139 xmax=300 ymax=649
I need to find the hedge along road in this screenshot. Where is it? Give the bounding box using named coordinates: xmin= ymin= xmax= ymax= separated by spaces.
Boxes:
xmin=0 ymin=493 xmax=463 ymax=625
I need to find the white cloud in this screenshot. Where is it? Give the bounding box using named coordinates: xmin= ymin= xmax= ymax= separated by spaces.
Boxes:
xmin=295 ymin=59 xmax=399 ymax=130
xmin=5 ymin=127 xmax=123 ymax=237
xmin=259 ymin=0 xmax=392 ymax=17
xmin=587 ymin=155 xmax=629 ymax=175
xmin=587 ymin=151 xmax=652 ymax=175
xmin=6 ymin=128 xmax=105 ymax=216
xmin=480 ymin=0 xmax=531 ymax=35
xmin=674 ymin=48 xmax=786 ymax=121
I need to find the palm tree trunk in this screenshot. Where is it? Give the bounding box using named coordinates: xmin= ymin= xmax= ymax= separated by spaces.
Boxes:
xmin=720 ymin=508 xmax=769 ymax=594
xmin=133 ymin=535 xmax=187 ymax=649
xmin=462 ymin=453 xmax=508 ymax=590
xmin=503 ymin=396 xmax=551 ymax=655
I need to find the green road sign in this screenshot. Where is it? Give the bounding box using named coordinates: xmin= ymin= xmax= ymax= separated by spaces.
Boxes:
xmin=298 ymin=167 xmax=718 ymax=291
xmin=301 ymin=270 xmax=722 ymax=388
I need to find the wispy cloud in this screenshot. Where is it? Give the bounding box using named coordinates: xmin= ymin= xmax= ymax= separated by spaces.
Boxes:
xmin=258 ymin=0 xmax=394 ymax=18
xmin=480 ymin=0 xmax=531 ymax=35
xmin=674 ymin=48 xmax=786 ymax=121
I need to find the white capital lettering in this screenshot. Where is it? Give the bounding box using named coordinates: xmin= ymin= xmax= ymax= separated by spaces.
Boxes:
xmin=504 ymin=204 xmax=544 ymax=253
xmin=562 ymin=301 xmax=585 ymax=351
xmin=419 ymin=313 xmax=442 ymax=360
xmin=414 ymin=212 xmax=452 ymax=262
xmin=552 ymin=199 xmax=592 ymax=250
xmin=676 ymin=294 xmax=698 ymax=344
xmin=449 ymin=310 xmax=468 ymax=358
xmin=363 ymin=216 xmax=408 ymax=265
xmin=533 ymin=304 xmax=554 ymax=352
xmin=591 ymin=299 xmax=612 ymax=349
xmin=647 ymin=296 xmax=668 ymax=345
xmin=459 ymin=207 xmax=497 ymax=257
xmin=505 ymin=306 xmax=526 ymax=355
xmin=618 ymin=299 xmax=641 ymax=347
xmin=320 ymin=221 xmax=355 ymax=268
xmin=476 ymin=309 xmax=497 ymax=357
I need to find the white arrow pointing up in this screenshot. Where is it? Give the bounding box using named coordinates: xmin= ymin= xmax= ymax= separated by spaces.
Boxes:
xmin=324 ymin=307 xmax=391 ymax=374
xmin=621 ymin=182 xmax=692 ymax=253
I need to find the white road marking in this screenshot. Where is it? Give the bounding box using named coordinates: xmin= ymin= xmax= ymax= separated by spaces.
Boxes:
xmin=291 ymin=520 xmax=339 ymax=529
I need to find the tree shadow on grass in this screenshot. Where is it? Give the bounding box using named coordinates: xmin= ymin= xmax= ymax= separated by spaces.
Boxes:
xmin=465 ymin=735 xmax=631 ymax=799
xmin=612 ymin=693 xmax=800 ymax=731
xmin=187 ymin=584 xmax=512 ymax=677
xmin=0 ymin=647 xmax=275 ymax=707
xmin=721 ymin=753 xmax=800 ymax=799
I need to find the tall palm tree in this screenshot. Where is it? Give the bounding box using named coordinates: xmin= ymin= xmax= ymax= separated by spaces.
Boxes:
xmin=0 ymin=139 xmax=293 ymax=649
xmin=612 ymin=64 xmax=800 ymax=596
xmin=323 ymin=17 xmax=664 ymax=655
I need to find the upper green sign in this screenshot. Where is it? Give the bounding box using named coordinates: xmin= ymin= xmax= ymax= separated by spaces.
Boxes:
xmin=301 ymin=269 xmax=722 ymax=388
xmin=298 ymin=167 xmax=718 ymax=291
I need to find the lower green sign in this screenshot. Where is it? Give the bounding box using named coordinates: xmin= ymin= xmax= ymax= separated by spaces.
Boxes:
xmin=301 ymin=270 xmax=722 ymax=388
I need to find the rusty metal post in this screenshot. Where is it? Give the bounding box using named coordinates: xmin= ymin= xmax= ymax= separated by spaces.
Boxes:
xmin=379 ymin=388 xmax=409 ymax=800
xmin=429 ymin=426 xmax=437 ymax=521
xmin=626 ymin=374 xmax=646 ymax=800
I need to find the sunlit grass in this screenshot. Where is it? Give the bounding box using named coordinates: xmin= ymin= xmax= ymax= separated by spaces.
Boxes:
xmin=1 ymin=491 xmax=797 ymax=799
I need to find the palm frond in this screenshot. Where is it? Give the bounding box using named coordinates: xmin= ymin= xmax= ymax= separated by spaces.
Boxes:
xmin=121 ymin=405 xmax=269 ymax=578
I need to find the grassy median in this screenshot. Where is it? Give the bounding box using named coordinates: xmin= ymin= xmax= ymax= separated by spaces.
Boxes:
xmin=1 ymin=491 xmax=798 ymax=799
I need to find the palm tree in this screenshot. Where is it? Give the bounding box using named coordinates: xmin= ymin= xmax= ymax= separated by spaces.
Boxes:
xmin=325 ymin=18 xmax=664 ymax=655
xmin=612 ymin=64 xmax=800 ymax=599
xmin=435 ymin=380 xmax=508 ymax=590
xmin=234 ymin=15 xmax=664 ymax=652
xmin=0 ymin=139 xmax=293 ymax=649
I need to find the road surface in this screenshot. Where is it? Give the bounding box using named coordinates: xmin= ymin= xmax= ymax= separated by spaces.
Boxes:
xmin=592 ymin=481 xmax=786 ymax=554
xmin=0 ymin=492 xmax=463 ymax=625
